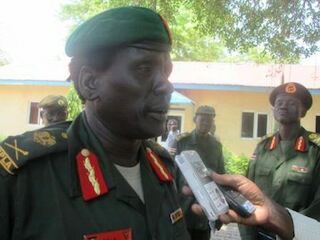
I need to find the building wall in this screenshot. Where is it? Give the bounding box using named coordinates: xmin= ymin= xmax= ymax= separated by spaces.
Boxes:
xmin=178 ymin=89 xmax=320 ymax=157
xmin=0 ymin=85 xmax=68 ymax=136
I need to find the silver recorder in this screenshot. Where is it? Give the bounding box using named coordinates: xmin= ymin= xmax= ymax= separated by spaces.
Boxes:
xmin=175 ymin=150 xmax=229 ymax=222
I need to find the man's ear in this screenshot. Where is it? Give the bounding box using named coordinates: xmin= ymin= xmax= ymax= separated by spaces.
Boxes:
xmin=77 ymin=66 xmax=100 ymax=101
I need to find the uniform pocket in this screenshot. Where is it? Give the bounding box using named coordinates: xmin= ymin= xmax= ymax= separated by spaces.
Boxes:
xmin=255 ymin=168 xmax=272 ymax=194
xmin=285 ymin=172 xmax=312 ymax=210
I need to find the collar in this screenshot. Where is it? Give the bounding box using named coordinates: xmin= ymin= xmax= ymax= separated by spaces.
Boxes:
xmin=67 ymin=113 xmax=173 ymax=201
xmin=267 ymin=127 xmax=308 ymax=152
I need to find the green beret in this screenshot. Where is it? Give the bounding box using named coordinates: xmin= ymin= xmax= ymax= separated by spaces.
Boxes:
xmin=195 ymin=105 xmax=216 ymax=116
xmin=65 ymin=6 xmax=172 ymax=57
xmin=39 ymin=95 xmax=68 ymax=111
xmin=269 ymin=82 xmax=313 ymax=110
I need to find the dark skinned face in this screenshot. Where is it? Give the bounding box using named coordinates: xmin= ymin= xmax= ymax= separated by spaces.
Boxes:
xmin=273 ymin=94 xmax=305 ymax=124
xmin=40 ymin=108 xmax=67 ymax=126
xmin=92 ymin=45 xmax=173 ymax=139
xmin=194 ymin=114 xmax=214 ymax=136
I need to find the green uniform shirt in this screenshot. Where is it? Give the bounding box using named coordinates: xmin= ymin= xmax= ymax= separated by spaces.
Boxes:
xmin=0 ymin=113 xmax=190 ymax=240
xmin=241 ymin=127 xmax=320 ymax=239
xmin=175 ymin=130 xmax=225 ymax=231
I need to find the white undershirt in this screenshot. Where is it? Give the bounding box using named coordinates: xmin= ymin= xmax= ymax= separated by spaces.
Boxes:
xmin=114 ymin=163 xmax=145 ymax=203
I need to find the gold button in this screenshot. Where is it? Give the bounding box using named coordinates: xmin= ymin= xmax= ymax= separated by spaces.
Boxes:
xmin=81 ymin=148 xmax=90 ymax=157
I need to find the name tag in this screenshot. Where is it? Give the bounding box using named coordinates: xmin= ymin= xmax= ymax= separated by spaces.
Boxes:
xmin=83 ymin=228 xmax=132 ymax=240
xmin=170 ymin=207 xmax=183 ymax=224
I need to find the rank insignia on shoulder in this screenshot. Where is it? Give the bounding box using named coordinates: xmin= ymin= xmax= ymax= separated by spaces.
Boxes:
xmin=145 ymin=147 xmax=173 ymax=182
xmin=170 ymin=207 xmax=183 ymax=224
xmin=83 ymin=228 xmax=132 ymax=240
xmin=76 ymin=148 xmax=108 ymax=201
xmin=175 ymin=132 xmax=189 ymax=141
xmin=308 ymin=133 xmax=320 ymax=146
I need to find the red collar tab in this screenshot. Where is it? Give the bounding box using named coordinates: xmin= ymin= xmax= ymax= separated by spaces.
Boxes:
xmin=145 ymin=147 xmax=173 ymax=182
xmin=269 ymin=136 xmax=278 ymax=150
xmin=76 ymin=148 xmax=108 ymax=201
xmin=295 ymin=136 xmax=306 ymax=152
xmin=83 ymin=228 xmax=132 ymax=240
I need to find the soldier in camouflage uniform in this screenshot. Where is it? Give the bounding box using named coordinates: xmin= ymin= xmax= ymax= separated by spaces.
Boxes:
xmin=242 ymin=82 xmax=320 ymax=239
xmin=0 ymin=7 xmax=190 ymax=240
xmin=175 ymin=105 xmax=225 ymax=240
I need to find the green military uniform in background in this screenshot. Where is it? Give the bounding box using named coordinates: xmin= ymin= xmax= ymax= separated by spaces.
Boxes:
xmin=0 ymin=114 xmax=189 ymax=239
xmin=242 ymin=82 xmax=320 ymax=239
xmin=248 ymin=128 xmax=320 ymax=217
xmin=175 ymin=106 xmax=225 ymax=239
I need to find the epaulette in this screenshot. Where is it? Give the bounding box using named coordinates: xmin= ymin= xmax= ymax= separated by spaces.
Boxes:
xmin=0 ymin=121 xmax=71 ymax=176
xmin=145 ymin=140 xmax=172 ymax=161
xmin=308 ymin=132 xmax=320 ymax=147
xmin=175 ymin=132 xmax=190 ymax=142
xmin=144 ymin=140 xmax=174 ymax=182
xmin=257 ymin=133 xmax=274 ymax=144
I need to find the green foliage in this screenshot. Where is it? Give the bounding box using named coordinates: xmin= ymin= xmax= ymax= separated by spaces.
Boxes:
xmin=60 ymin=0 xmax=320 ymax=63
xmin=223 ymin=147 xmax=249 ymax=175
xmin=66 ymin=84 xmax=83 ymax=120
xmin=0 ymin=134 xmax=6 ymax=142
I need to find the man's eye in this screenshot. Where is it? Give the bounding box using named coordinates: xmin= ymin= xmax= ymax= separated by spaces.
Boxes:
xmin=136 ymin=64 xmax=152 ymax=74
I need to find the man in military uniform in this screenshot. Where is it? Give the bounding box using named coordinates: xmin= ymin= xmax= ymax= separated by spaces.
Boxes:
xmin=39 ymin=95 xmax=68 ymax=126
xmin=242 ymin=82 xmax=320 ymax=239
xmin=175 ymin=105 xmax=225 ymax=240
xmin=0 ymin=7 xmax=190 ymax=240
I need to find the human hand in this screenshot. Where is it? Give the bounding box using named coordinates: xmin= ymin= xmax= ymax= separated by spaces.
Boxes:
xmin=184 ymin=173 xmax=294 ymax=239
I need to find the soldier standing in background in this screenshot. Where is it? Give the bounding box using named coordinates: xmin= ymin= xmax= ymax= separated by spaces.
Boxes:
xmin=242 ymin=82 xmax=320 ymax=239
xmin=39 ymin=95 xmax=68 ymax=126
xmin=175 ymin=105 xmax=225 ymax=240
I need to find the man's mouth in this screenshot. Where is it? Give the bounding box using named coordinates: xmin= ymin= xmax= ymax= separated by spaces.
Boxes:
xmin=147 ymin=110 xmax=168 ymax=121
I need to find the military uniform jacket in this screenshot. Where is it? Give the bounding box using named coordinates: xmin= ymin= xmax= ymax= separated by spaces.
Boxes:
xmin=175 ymin=130 xmax=225 ymax=231
xmin=0 ymin=114 xmax=190 ymax=240
xmin=247 ymin=127 xmax=320 ymax=220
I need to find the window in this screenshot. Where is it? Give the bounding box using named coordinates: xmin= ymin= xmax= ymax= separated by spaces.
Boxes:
xmin=161 ymin=116 xmax=182 ymax=142
xmin=316 ymin=116 xmax=320 ymax=133
xmin=241 ymin=112 xmax=268 ymax=138
xmin=29 ymin=102 xmax=40 ymax=124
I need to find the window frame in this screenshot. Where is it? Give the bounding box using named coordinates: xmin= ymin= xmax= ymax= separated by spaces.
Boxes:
xmin=241 ymin=111 xmax=269 ymax=139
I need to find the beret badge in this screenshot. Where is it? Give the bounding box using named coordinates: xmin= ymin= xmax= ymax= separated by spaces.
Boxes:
xmin=285 ymin=83 xmax=297 ymax=93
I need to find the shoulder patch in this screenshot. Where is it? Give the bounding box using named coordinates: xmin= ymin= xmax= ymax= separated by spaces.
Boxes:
xmin=0 ymin=122 xmax=70 ymax=176
xmin=258 ymin=133 xmax=274 ymax=144
xmin=308 ymin=133 xmax=320 ymax=147
xmin=175 ymin=132 xmax=190 ymax=141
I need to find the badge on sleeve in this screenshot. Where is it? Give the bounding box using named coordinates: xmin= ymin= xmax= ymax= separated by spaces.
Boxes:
xmin=76 ymin=148 xmax=108 ymax=201
xmin=83 ymin=228 xmax=132 ymax=240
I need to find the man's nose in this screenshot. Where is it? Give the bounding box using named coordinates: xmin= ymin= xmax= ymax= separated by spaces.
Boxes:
xmin=152 ymin=75 xmax=174 ymax=96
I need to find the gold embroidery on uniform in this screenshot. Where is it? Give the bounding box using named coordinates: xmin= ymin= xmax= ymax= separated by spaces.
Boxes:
xmin=149 ymin=152 xmax=169 ymax=180
xmin=4 ymin=139 xmax=29 ymax=160
xmin=0 ymin=146 xmax=18 ymax=174
xmin=33 ymin=131 xmax=56 ymax=147
xmin=84 ymin=158 xmax=101 ymax=195
xmin=61 ymin=132 xmax=68 ymax=139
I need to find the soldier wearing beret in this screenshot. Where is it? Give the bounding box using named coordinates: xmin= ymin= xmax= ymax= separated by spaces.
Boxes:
xmin=39 ymin=95 xmax=68 ymax=126
xmin=175 ymin=105 xmax=225 ymax=240
xmin=241 ymin=82 xmax=320 ymax=239
xmin=0 ymin=7 xmax=190 ymax=240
